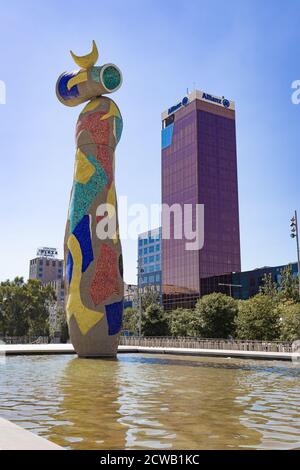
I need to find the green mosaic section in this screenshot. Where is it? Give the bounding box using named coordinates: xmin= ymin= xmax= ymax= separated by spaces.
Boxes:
xmin=69 ymin=155 xmax=108 ymax=233
xmin=102 ymin=66 xmax=121 ymax=90
xmin=115 ymin=116 xmax=123 ymax=144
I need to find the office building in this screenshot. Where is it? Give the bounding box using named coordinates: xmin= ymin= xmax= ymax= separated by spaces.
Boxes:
xmin=200 ymin=262 xmax=298 ymax=299
xmin=29 ymin=247 xmax=63 ymax=283
xmin=124 ymin=283 xmax=138 ymax=309
xmin=137 ymin=227 xmax=162 ymax=296
xmin=161 ymin=90 xmax=241 ymax=310
xmin=29 ymin=247 xmax=64 ymax=336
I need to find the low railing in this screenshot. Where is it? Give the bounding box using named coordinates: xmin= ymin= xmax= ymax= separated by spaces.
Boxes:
xmin=0 ymin=335 xmax=293 ymax=352
xmin=0 ymin=336 xmax=49 ymax=345
xmin=119 ymin=336 xmax=293 ymax=353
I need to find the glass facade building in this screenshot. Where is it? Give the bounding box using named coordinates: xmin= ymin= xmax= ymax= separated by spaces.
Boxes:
xmin=137 ymin=227 xmax=162 ymax=296
xmin=161 ymin=90 xmax=241 ymax=310
xmin=200 ymin=262 xmax=298 ymax=300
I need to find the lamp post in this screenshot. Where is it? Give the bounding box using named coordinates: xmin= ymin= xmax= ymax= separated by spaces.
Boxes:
xmin=137 ymin=263 xmax=144 ymax=337
xmin=290 ymin=210 xmax=300 ymax=298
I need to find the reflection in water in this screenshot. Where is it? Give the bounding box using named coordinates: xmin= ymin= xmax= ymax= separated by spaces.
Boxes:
xmin=0 ymin=354 xmax=299 ymax=449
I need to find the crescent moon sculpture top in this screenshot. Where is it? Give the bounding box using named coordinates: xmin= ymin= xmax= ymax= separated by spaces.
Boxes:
xmin=70 ymin=40 xmax=99 ymax=69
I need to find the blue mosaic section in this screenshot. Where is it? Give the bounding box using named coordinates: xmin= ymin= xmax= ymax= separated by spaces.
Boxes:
xmin=72 ymin=215 xmax=94 ymax=273
xmin=66 ymin=250 xmax=73 ymax=285
xmin=58 ymin=72 xmax=79 ymax=100
xmin=105 ymin=300 xmax=123 ymax=336
xmin=161 ymin=123 xmax=174 ymax=150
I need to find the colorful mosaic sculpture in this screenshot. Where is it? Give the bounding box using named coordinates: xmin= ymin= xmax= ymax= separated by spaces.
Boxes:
xmin=56 ymin=41 xmax=124 ymax=357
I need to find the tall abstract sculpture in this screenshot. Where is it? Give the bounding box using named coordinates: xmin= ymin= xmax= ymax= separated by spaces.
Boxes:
xmin=56 ymin=41 xmax=124 ymax=357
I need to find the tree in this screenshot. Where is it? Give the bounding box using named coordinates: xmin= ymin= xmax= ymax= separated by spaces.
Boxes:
xmin=0 ymin=277 xmax=55 ymax=337
xmin=168 ymin=308 xmax=198 ymax=337
xmin=259 ymin=273 xmax=278 ymax=299
xmin=279 ymin=265 xmax=299 ymax=302
xmin=49 ymin=307 xmax=69 ymax=343
xmin=194 ymin=293 xmax=238 ymax=338
xmin=235 ymin=294 xmax=281 ymax=340
xmin=278 ymin=302 xmax=300 ymax=341
xmin=122 ymin=307 xmax=139 ymax=334
xmin=142 ymin=303 xmax=169 ymax=336
xmin=141 ymin=288 xmax=160 ymax=311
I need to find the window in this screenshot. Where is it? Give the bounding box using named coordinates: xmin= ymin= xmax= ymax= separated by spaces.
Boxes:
xmin=144 ymin=239 xmax=148 ymax=245
xmin=52 ymin=261 xmax=56 ymax=267
xmin=156 ymin=254 xmax=160 ymax=261
xmin=149 ymin=275 xmax=155 ymax=283
xmin=149 ymin=246 xmax=154 ymax=253
xmin=155 ymin=264 xmax=160 ymax=271
xmin=144 ymin=247 xmax=148 ymax=254
xmin=39 ymin=260 xmax=43 ymax=266
xmin=139 ymin=249 xmax=142 ymax=257
xmin=139 ymin=239 xmax=143 ymax=247
xmin=46 ymin=260 xmax=50 ymax=266
xmin=144 ymin=257 xmax=148 ymax=264
xmin=149 ymin=255 xmax=154 ymax=263
xmin=156 ymin=273 xmax=161 ymax=282
xmin=149 ymin=265 xmax=154 ymax=273
xmin=143 ymin=267 xmax=148 ymax=273
xmin=156 ymin=244 xmax=160 ymax=252
xmin=163 ymin=114 xmax=174 ymax=128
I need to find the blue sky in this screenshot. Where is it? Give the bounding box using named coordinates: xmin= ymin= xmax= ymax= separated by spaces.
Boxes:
xmin=0 ymin=0 xmax=299 ymax=284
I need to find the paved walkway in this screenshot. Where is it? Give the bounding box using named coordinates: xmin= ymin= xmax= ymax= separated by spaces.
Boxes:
xmin=0 ymin=343 xmax=293 ymax=360
xmin=0 ymin=418 xmax=62 ymax=450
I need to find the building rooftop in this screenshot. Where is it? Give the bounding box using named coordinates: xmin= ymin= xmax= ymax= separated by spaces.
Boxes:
xmin=161 ymin=89 xmax=235 ymax=121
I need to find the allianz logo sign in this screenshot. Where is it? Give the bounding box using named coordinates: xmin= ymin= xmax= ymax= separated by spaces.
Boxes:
xmin=202 ymin=92 xmax=230 ymax=108
xmin=168 ymin=96 xmax=189 ymax=115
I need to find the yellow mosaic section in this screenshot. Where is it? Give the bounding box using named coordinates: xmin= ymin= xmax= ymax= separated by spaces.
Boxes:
xmin=74 ymin=149 xmax=95 ymax=184
xmin=70 ymin=40 xmax=98 ymax=69
xmin=100 ymin=101 xmax=120 ymax=121
xmin=67 ymin=71 xmax=88 ymax=90
xmin=66 ymin=234 xmax=104 ymax=335
xmin=82 ymin=98 xmax=102 ymax=114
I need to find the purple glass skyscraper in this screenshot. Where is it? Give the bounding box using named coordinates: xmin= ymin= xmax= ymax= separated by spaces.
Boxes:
xmin=161 ymin=90 xmax=241 ymax=310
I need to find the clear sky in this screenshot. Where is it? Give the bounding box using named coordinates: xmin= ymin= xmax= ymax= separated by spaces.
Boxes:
xmin=0 ymin=0 xmax=299 ymax=284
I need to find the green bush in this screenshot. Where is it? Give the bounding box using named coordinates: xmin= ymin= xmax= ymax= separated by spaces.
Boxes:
xmin=235 ymin=294 xmax=280 ymax=340
xmin=142 ymin=303 xmax=169 ymax=336
xmin=122 ymin=307 xmax=139 ymax=334
xmin=278 ymin=302 xmax=300 ymax=341
xmin=194 ymin=293 xmax=238 ymax=338
xmin=168 ymin=308 xmax=199 ymax=337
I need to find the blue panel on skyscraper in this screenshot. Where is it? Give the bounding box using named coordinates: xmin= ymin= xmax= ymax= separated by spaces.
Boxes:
xmin=161 ymin=124 xmax=174 ymax=149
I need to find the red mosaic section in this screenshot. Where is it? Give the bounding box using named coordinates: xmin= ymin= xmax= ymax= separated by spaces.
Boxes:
xmin=96 ymin=146 xmax=113 ymax=186
xmin=90 ymin=244 xmax=121 ymax=306
xmin=76 ymin=112 xmax=110 ymax=146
